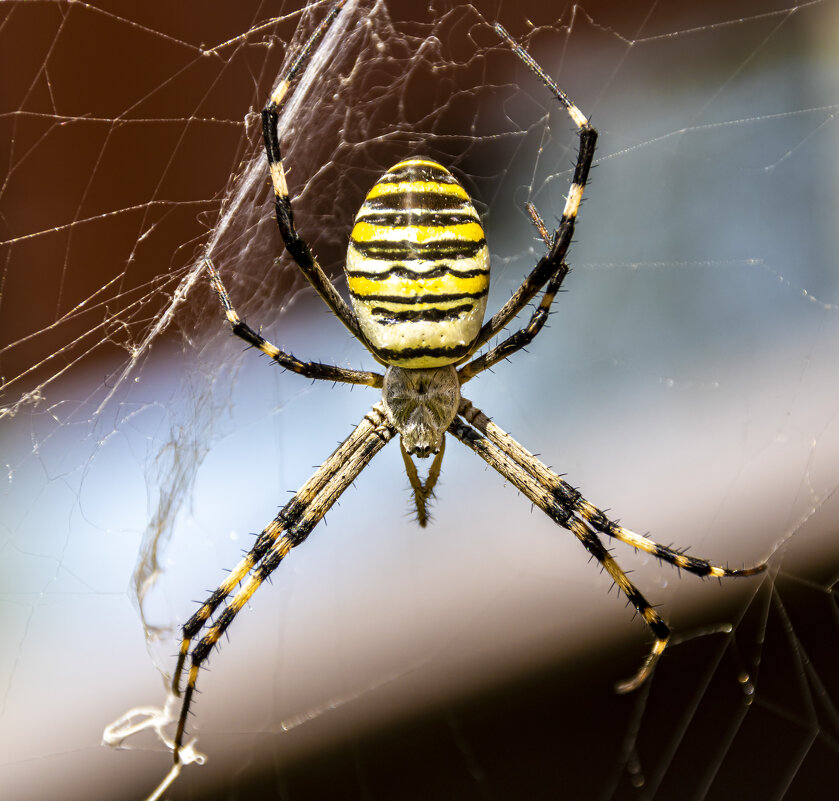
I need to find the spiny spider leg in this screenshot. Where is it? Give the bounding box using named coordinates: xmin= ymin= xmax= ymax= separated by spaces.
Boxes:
xmin=261 ymin=0 xmax=367 ymax=344
xmin=172 ymin=404 xmax=395 ymax=761
xmin=451 ymin=399 xmax=767 ymax=691
xmin=473 ymin=25 xmax=597 ymax=351
xmin=525 ymin=201 xmax=553 ymax=247
xmin=459 ymin=400 xmax=767 ymax=579
xmin=170 ymin=400 xmax=391 ymax=696
xmin=460 ymin=203 xmax=568 ymax=383
xmin=205 ymin=258 xmax=382 ymax=387
xmin=458 ymin=263 xmax=568 ymax=383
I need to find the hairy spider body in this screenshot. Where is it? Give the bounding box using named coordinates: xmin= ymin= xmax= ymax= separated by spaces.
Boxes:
xmin=347 ymin=158 xmax=490 ymax=367
xmin=382 ymin=365 xmax=461 ymax=457
xmin=168 ymin=0 xmax=767 ymax=767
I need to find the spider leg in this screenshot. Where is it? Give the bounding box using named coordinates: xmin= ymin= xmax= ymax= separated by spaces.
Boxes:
xmin=472 ymin=25 xmax=596 ymax=352
xmin=458 ymin=261 xmax=568 ymax=383
xmin=171 ymin=401 xmax=391 ymax=694
xmin=459 ymin=399 xmax=768 ymax=579
xmin=261 ymin=0 xmax=367 ymax=345
xmin=172 ymin=402 xmax=395 ymax=762
xmin=460 ymin=204 xmax=568 ymax=382
xmin=206 ymin=257 xmax=382 ymax=387
xmin=400 ymin=438 xmax=446 ymax=528
xmin=450 ymin=399 xmax=767 ymax=692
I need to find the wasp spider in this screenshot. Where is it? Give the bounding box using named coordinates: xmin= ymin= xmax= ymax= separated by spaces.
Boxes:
xmin=170 ymin=0 xmax=767 ymax=763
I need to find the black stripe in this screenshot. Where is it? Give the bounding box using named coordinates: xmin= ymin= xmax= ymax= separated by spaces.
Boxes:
xmin=375 ymin=342 xmax=472 ymax=364
xmin=192 ymin=637 xmax=213 ymax=663
xmin=354 ymin=211 xmax=479 ymax=227
xmin=574 ymin=129 xmax=598 ymax=187
xmin=574 ymin=528 xmax=609 ymax=561
xmin=349 ymin=238 xmax=487 ymax=261
xmin=672 ymin=552 xmax=713 ymax=576
xmin=370 ymin=304 xmax=474 ymax=323
xmin=211 ymin=605 xmax=237 ymax=638
xmin=383 ymin=163 xmax=457 ymax=183
xmin=649 ymin=617 xmax=670 ymax=639
xmin=351 ymin=290 xmax=485 ymax=305
xmin=347 ymin=264 xmax=487 ymax=281
xmin=365 ymin=192 xmax=470 ymax=212
xmin=375 ymin=342 xmax=474 ymax=361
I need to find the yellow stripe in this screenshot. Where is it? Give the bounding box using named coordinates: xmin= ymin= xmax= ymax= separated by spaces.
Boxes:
xmin=348 ymin=272 xmax=488 ymax=298
xmin=366 ymin=181 xmax=469 ymax=200
xmin=563 ymin=183 xmax=584 ymax=218
xmin=351 ymin=220 xmax=484 ymax=243
xmin=389 ymin=158 xmax=449 ymax=171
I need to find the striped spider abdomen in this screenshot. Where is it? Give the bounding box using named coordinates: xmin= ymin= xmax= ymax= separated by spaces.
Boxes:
xmin=346 ymin=158 xmax=490 ymax=368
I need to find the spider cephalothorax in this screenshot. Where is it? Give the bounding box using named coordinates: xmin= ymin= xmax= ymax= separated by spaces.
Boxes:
xmin=168 ymin=0 xmax=767 ymax=770
xmin=382 ymin=365 xmax=460 ymax=457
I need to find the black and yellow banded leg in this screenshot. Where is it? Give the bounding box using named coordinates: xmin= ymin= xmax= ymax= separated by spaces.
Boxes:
xmin=205 ymin=258 xmax=382 ymax=387
xmin=449 ymin=410 xmax=668 ymax=691
xmin=474 ymin=25 xmax=597 ymax=351
xmin=172 ymin=403 xmax=395 ymax=762
xmin=260 ymin=0 xmax=366 ymax=344
xmin=460 ymin=204 xmax=569 ymax=382
xmin=576 ymin=501 xmax=768 ymax=579
xmin=451 ymin=400 xmax=766 ymax=692
xmin=458 ymin=262 xmax=568 ymax=383
xmin=459 ymin=399 xmax=768 ymax=580
xmin=170 ymin=402 xmax=392 ymax=698
xmin=564 ymin=514 xmax=670 ymax=693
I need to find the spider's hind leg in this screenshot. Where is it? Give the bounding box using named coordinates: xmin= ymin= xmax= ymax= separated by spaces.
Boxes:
xmin=450 ymin=398 xmax=766 ymax=692
xmin=450 ymin=410 xmax=669 ymax=691
xmin=172 ymin=403 xmax=395 ymax=762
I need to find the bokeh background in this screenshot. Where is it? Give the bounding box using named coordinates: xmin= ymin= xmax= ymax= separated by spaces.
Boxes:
xmin=1 ymin=1 xmax=838 ymax=799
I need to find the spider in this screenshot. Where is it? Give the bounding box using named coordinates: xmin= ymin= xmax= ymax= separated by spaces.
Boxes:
xmin=170 ymin=0 xmax=767 ymax=763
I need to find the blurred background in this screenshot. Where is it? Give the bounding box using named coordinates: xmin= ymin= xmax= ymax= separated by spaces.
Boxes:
xmin=1 ymin=1 xmax=838 ymax=799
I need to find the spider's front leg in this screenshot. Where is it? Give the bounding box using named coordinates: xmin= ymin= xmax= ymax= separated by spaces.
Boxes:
xmin=458 ymin=260 xmax=568 ymax=383
xmin=461 ymin=29 xmax=595 ymax=382
xmin=471 ymin=25 xmax=597 ymax=354
xmin=260 ymin=0 xmax=367 ymax=344
xmin=450 ymin=399 xmax=768 ymax=691
xmin=171 ymin=403 xmax=395 ymax=762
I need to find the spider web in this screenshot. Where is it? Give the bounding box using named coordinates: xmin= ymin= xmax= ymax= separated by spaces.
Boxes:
xmin=1 ymin=0 xmax=838 ymax=799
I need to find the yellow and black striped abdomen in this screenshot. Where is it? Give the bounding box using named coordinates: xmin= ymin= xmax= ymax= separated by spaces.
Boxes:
xmin=346 ymin=158 xmax=490 ymax=368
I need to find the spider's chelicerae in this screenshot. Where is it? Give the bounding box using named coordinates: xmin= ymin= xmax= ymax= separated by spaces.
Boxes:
xmin=170 ymin=1 xmax=767 ymax=763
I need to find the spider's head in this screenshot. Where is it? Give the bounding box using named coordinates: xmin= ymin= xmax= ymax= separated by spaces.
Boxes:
xmin=382 ymin=365 xmax=461 ymax=458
